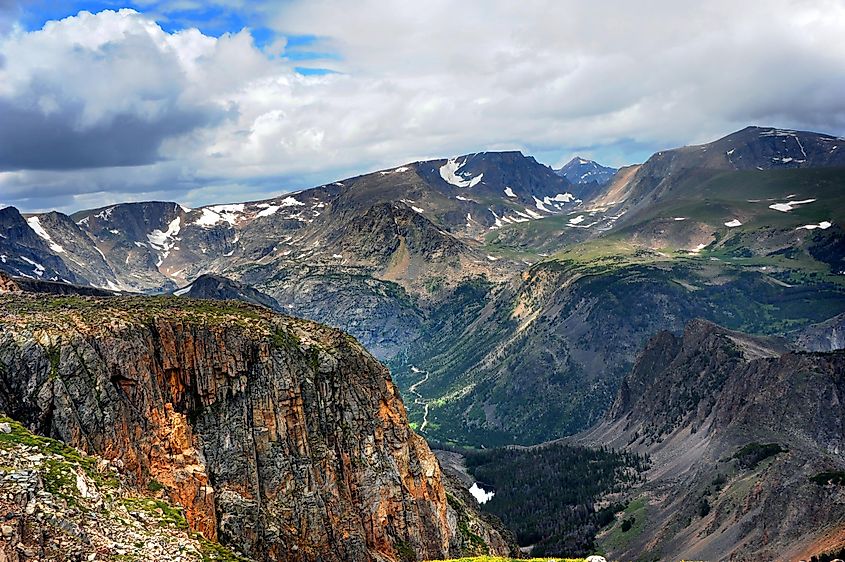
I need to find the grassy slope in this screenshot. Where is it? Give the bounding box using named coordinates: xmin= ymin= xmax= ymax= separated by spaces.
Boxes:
xmin=633 ymin=167 xmax=845 ymax=225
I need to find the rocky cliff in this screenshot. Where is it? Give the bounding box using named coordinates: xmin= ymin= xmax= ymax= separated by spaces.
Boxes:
xmin=580 ymin=320 xmax=845 ymax=561
xmin=0 ymin=292 xmax=511 ymax=561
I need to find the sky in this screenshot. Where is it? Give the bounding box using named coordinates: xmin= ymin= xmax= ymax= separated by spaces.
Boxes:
xmin=1 ymin=0 xmax=844 ymax=213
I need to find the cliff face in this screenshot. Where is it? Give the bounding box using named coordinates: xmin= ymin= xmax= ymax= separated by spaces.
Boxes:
xmin=581 ymin=320 xmax=845 ymax=562
xmin=0 ymin=294 xmax=503 ymax=561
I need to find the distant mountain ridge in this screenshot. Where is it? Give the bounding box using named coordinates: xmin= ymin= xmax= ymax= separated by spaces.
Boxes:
xmin=0 ymin=149 xmax=592 ymax=359
xmin=593 ymin=125 xmax=845 ymax=211
xmin=555 ymin=156 xmax=617 ymax=186
xmin=1 ymin=150 xmax=585 ymax=292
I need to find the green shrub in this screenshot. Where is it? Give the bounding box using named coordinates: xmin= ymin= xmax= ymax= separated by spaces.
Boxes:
xmin=810 ymin=471 xmax=845 ymax=486
xmin=733 ymin=442 xmax=785 ymax=469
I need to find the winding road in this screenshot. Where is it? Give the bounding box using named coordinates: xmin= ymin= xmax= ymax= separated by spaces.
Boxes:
xmin=407 ymin=366 xmax=431 ymax=432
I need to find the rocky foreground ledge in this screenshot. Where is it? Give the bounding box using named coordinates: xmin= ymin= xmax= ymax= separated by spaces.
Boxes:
xmin=0 ymin=293 xmax=514 ymax=561
xmin=0 ymin=416 xmax=247 ymax=561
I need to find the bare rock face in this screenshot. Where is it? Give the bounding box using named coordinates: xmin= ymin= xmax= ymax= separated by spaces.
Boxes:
xmin=0 ymin=294 xmax=503 ymax=561
xmin=793 ymin=312 xmax=845 ymax=352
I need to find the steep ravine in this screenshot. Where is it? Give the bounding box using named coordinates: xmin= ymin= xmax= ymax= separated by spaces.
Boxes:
xmin=0 ymin=293 xmax=512 ymax=561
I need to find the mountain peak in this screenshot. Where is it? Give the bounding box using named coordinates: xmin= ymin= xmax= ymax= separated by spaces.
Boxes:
xmin=555 ymin=156 xmax=617 ymax=185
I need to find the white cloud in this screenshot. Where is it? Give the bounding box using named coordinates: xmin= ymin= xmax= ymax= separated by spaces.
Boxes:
xmin=2 ymin=1 xmax=845 ymax=213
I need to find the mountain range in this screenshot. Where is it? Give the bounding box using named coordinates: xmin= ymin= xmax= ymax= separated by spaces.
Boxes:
xmin=2 ymin=125 xmax=844 ymax=441
xmin=556 ymin=156 xmax=617 ymax=186
xmin=1 ymin=125 xmax=844 ymax=559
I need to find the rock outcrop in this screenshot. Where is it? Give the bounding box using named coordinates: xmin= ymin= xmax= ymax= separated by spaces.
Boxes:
xmin=0 ymin=270 xmax=114 ymax=296
xmin=793 ymin=312 xmax=845 ymax=352
xmin=0 ymin=293 xmax=510 ymax=561
xmin=580 ymin=319 xmax=845 ymax=562
xmin=0 ymin=416 xmax=248 ymax=561
xmin=174 ymin=273 xmax=282 ymax=311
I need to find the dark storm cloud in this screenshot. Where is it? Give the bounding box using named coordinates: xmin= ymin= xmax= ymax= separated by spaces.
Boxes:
xmin=0 ymin=95 xmax=220 ymax=171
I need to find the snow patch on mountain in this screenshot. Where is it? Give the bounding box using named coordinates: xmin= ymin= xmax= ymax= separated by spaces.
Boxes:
xmin=469 ymin=482 xmax=495 ymax=504
xmin=439 ymin=158 xmax=483 ymax=188
xmin=797 ymin=221 xmax=832 ymax=230
xmin=26 ymin=217 xmax=65 ymax=254
xmin=544 ymin=193 xmax=575 ymax=204
xmin=279 ymin=196 xmax=304 ymax=207
xmin=195 ymin=204 xmax=245 ymax=227
xmin=147 ymin=217 xmax=182 ymax=267
xmin=532 ymin=196 xmax=551 ymax=213
xmin=173 ymin=283 xmax=193 ymax=296
xmin=19 ymin=256 xmax=45 ymax=277
xmin=380 ymin=166 xmax=410 ymax=175
xmin=147 ymin=218 xmax=181 ymax=250
xmin=769 ymin=199 xmax=816 ymax=212
xmin=400 ymin=199 xmax=425 ymax=213
xmin=95 ymin=207 xmax=115 ymax=221
xmin=256 ymin=205 xmax=280 ymax=218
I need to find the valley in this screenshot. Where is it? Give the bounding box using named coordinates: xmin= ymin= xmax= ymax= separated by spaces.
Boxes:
xmin=408 ymin=367 xmax=433 ymax=432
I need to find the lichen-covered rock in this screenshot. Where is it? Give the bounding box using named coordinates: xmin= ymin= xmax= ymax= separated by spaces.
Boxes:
xmin=0 ymin=294 xmax=508 ymax=561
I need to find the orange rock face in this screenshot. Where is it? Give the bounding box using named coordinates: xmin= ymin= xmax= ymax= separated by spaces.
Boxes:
xmin=0 ymin=296 xmax=472 ymax=561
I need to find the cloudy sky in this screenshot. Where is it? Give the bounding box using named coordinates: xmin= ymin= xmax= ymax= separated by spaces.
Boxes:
xmin=1 ymin=0 xmax=844 ymax=213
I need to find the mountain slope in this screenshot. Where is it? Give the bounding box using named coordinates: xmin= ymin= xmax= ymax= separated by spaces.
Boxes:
xmin=593 ymin=126 xmax=845 ymax=210
xmin=0 ymin=292 xmax=513 ymax=561
xmin=391 ymin=240 xmax=845 ymax=445
xmin=579 ymin=320 xmax=845 ymax=562
xmin=793 ymin=312 xmax=845 ymax=351
xmin=0 ymin=206 xmax=80 ymax=283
